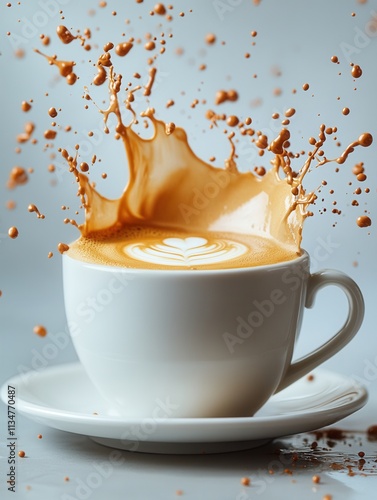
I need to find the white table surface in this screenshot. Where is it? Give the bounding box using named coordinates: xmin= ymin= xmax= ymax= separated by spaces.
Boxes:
xmin=1 ymin=0 xmax=377 ymax=498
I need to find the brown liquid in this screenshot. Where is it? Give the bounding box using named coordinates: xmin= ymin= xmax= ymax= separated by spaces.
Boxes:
xmin=64 ymin=102 xmax=310 ymax=269
xmin=43 ymin=26 xmax=370 ymax=271
xmin=68 ymin=226 xmax=298 ymax=270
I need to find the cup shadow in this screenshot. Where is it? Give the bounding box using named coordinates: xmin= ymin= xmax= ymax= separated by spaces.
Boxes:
xmin=47 ymin=428 xmax=339 ymax=476
xmin=48 ymin=425 xmax=377 ymax=481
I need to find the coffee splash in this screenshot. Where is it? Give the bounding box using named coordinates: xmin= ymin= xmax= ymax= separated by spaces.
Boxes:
xmin=12 ymin=2 xmax=371 ymax=269
xmin=62 ymin=61 xmax=372 ymax=267
xmin=65 ymin=106 xmax=309 ymax=252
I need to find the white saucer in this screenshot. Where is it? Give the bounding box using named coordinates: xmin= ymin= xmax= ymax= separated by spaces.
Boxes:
xmin=1 ymin=363 xmax=368 ymax=454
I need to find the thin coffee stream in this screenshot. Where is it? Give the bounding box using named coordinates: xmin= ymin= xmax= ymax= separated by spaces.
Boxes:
xmin=64 ymin=72 xmax=372 ymax=270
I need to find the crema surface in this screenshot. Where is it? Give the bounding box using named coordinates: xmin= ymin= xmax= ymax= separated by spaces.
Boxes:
xmin=68 ymin=226 xmax=298 ymax=270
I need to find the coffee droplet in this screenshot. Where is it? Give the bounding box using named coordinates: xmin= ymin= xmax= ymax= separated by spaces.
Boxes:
xmin=205 ymin=33 xmax=216 ymax=45
xmin=285 ymin=108 xmax=296 ymax=117
xmin=165 ymin=122 xmax=175 ymax=135
xmin=80 ymin=162 xmax=90 ymax=172
xmin=215 ymin=89 xmax=238 ymax=105
xmin=115 ymin=42 xmax=133 ymax=57
xmin=44 ymin=129 xmax=57 ymax=140
xmin=359 ymin=133 xmax=373 ymax=147
xmin=8 ymin=226 xmax=19 ymax=239
xmin=154 ymin=3 xmax=166 ymax=15
xmin=28 ymin=204 xmax=45 ymax=219
xmin=21 ymin=101 xmax=32 ymax=112
xmin=227 ymin=115 xmax=239 ymax=127
xmin=7 ymin=166 xmax=28 ymax=189
xmin=144 ymin=41 xmax=156 ymax=51
xmin=58 ymin=242 xmax=70 ymax=253
xmin=6 ymin=200 xmax=16 ymax=210
xmin=270 ymin=128 xmax=290 ymax=155
xmin=357 ymin=215 xmax=371 ymax=227
xmin=34 ymin=49 xmax=76 ymax=81
xmin=351 ymin=64 xmax=362 ymax=78
xmin=48 ymin=107 xmax=58 ymax=118
xmin=57 ymin=25 xmax=76 ymax=44
xmin=33 ymin=325 xmax=47 ymax=337
xmin=144 ymin=67 xmax=157 ymax=96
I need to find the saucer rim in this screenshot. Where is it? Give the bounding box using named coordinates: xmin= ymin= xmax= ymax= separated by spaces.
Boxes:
xmin=1 ymin=362 xmax=368 ymax=435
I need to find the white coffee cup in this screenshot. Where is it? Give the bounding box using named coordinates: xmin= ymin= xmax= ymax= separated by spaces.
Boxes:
xmin=63 ymin=250 xmax=364 ymax=418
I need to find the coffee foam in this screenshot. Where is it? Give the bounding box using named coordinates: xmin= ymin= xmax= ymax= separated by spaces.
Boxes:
xmin=68 ymin=226 xmax=298 ymax=270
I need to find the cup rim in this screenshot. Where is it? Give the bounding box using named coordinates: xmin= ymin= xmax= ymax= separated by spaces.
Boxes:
xmin=62 ymin=248 xmax=309 ymax=275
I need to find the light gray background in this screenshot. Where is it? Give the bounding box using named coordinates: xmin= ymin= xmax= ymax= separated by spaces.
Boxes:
xmin=1 ymin=1 xmax=377 ymax=499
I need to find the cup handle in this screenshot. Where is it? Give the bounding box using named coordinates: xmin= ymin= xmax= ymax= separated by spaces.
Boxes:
xmin=275 ymin=269 xmax=364 ymax=393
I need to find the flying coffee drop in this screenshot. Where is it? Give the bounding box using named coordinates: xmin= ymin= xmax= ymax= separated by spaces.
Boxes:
xmin=215 ymin=89 xmax=238 ymax=105
xmin=154 ymin=3 xmax=166 ymax=15
xmin=144 ymin=41 xmax=156 ymax=51
xmin=48 ymin=107 xmax=58 ymax=118
xmin=21 ymin=101 xmax=32 ymax=112
xmin=58 ymin=242 xmax=70 ymax=253
xmin=205 ymin=33 xmax=216 ymax=45
xmin=357 ymin=215 xmax=371 ymax=227
xmin=7 ymin=166 xmax=28 ymax=189
xmin=33 ymin=325 xmax=47 ymax=337
xmin=56 ymin=25 xmax=77 ymax=44
xmin=115 ymin=42 xmax=133 ymax=57
xmin=28 ymin=204 xmax=45 ymax=219
xmin=44 ymin=129 xmax=57 ymax=140
xmin=351 ymin=64 xmax=362 ymax=78
xmin=8 ymin=226 xmax=19 ymax=239
xmin=227 ymin=115 xmax=239 ymax=127
xmin=35 ymin=49 xmax=77 ymax=84
xmin=17 ymin=122 xmax=35 ymax=143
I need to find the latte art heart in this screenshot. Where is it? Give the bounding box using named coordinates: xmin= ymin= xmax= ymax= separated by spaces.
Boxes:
xmin=123 ymin=237 xmax=248 ymax=267
xmin=68 ymin=227 xmax=298 ymax=269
